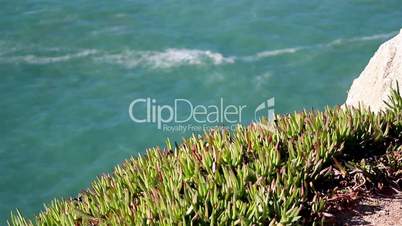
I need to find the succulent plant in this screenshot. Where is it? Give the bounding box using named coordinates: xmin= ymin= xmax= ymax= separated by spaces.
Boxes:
xmin=9 ymin=87 xmax=402 ymax=226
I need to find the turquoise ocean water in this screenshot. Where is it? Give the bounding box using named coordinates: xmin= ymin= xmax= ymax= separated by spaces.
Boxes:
xmin=1 ymin=0 xmax=402 ymax=221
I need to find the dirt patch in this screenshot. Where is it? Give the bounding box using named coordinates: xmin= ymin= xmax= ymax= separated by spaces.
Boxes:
xmin=335 ymin=192 xmax=402 ymax=225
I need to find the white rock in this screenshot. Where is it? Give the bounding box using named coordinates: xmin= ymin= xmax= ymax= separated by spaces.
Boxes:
xmin=346 ymin=29 xmax=402 ymax=112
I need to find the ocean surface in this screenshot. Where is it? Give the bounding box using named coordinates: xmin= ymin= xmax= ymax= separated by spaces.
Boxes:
xmin=1 ymin=0 xmax=402 ymax=221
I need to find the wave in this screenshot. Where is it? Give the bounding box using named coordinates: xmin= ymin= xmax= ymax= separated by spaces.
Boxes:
xmin=326 ymin=31 xmax=396 ymax=47
xmin=0 ymin=31 xmax=397 ymax=68
xmin=351 ymin=32 xmax=396 ymax=42
xmin=0 ymin=49 xmax=98 ymax=64
xmin=242 ymin=31 xmax=396 ymax=61
xmin=256 ymin=47 xmax=302 ymax=58
xmin=0 ymin=42 xmax=21 ymax=57
xmin=97 ymin=47 xmax=304 ymax=68
xmin=95 ymin=48 xmax=235 ymax=69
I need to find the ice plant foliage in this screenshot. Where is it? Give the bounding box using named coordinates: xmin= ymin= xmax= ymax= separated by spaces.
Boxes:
xmin=9 ymin=87 xmax=402 ymax=226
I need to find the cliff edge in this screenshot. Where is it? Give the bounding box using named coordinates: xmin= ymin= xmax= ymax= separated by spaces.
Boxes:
xmin=346 ymin=29 xmax=402 ymax=112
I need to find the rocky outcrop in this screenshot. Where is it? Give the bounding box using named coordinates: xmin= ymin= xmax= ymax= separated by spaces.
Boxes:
xmin=346 ymin=29 xmax=402 ymax=112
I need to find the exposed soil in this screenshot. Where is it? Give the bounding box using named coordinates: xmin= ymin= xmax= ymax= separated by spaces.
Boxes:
xmin=335 ymin=192 xmax=402 ymax=226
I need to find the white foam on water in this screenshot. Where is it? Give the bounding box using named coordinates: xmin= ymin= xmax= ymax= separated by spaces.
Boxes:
xmin=239 ymin=31 xmax=397 ymax=63
xmin=96 ymin=48 xmax=235 ymax=69
xmin=238 ymin=47 xmax=304 ymax=62
xmin=256 ymin=47 xmax=303 ymax=58
xmin=350 ymin=32 xmax=396 ymax=42
xmin=326 ymin=31 xmax=397 ymax=47
xmin=1 ymin=49 xmax=98 ymax=64
xmin=0 ymin=31 xmax=397 ymax=67
xmin=0 ymin=42 xmax=22 ymax=57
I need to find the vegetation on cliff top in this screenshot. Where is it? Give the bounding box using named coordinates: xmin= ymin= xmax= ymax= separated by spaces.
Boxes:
xmin=9 ymin=87 xmax=402 ymax=226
